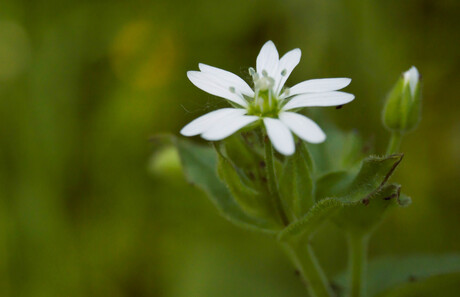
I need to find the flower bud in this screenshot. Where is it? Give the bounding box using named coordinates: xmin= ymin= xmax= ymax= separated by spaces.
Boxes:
xmin=382 ymin=66 xmax=422 ymax=134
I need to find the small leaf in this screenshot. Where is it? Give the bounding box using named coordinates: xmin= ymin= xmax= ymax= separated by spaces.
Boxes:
xmin=173 ymin=136 xmax=282 ymax=233
xmin=277 ymin=198 xmax=343 ymax=241
xmin=215 ymin=146 xmax=275 ymax=218
xmin=334 ymin=254 xmax=460 ymax=297
xmin=279 ymin=142 xmax=315 ymax=220
xmin=314 ymin=170 xmax=354 ymax=202
xmin=333 ymin=183 xmax=406 ymax=235
xmin=315 ymin=154 xmax=404 ymax=203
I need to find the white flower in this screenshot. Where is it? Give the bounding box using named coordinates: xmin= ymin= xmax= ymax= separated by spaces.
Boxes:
xmin=180 ymin=41 xmax=355 ymax=156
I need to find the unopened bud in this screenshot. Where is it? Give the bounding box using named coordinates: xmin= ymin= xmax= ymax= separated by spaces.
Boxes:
xmin=382 ymin=66 xmax=422 ymax=134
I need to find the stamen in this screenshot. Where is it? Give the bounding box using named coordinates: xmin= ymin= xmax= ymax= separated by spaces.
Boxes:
xmin=229 ymin=86 xmax=236 ymax=93
xmin=262 ymin=70 xmax=268 ymax=77
xmin=282 ymin=87 xmax=290 ymax=97
xmin=248 ymin=67 xmax=256 ymax=76
xmin=281 ymin=69 xmax=287 ymax=76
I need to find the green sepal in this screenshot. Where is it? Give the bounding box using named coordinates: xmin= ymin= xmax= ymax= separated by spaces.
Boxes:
xmin=215 ymin=144 xmax=275 ymax=218
xmin=279 ymin=141 xmax=315 ymax=220
xmin=171 ymin=136 xmax=282 ymax=233
xmin=334 ymin=254 xmax=460 ymax=297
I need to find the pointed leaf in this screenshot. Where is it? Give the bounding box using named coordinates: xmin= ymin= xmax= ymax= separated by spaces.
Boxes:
xmin=215 ymin=146 xmax=275 ymax=218
xmin=279 ymin=142 xmax=315 ymax=220
xmin=315 ymin=154 xmax=404 ymax=203
xmin=173 ymin=137 xmax=282 ymax=233
xmin=333 ymin=183 xmax=409 ymax=235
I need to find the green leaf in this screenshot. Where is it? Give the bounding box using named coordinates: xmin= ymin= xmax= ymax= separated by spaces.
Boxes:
xmin=333 ymin=183 xmax=408 ymax=235
xmin=173 ymin=136 xmax=282 ymax=233
xmin=315 ymin=154 xmax=404 ymax=203
xmin=223 ymin=133 xmax=264 ymax=173
xmin=277 ymin=198 xmax=343 ymax=241
xmin=215 ymin=145 xmax=275 ymax=218
xmin=279 ymin=142 xmax=315 ymax=220
xmin=314 ymin=170 xmax=355 ymax=202
xmin=334 ymin=254 xmax=460 ymax=297
xmin=278 ymin=154 xmax=406 ymax=241
xmin=308 ymin=127 xmax=368 ymax=176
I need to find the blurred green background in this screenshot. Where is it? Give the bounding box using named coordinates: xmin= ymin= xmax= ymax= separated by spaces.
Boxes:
xmin=1 ymin=0 xmax=459 ymax=296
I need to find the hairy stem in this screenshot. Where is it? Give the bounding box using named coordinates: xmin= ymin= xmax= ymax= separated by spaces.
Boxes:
xmin=347 ymin=233 xmax=369 ymax=297
xmin=386 ymin=132 xmax=403 ymax=155
xmin=264 ymin=135 xmax=289 ymax=226
xmin=284 ymin=239 xmax=335 ymax=297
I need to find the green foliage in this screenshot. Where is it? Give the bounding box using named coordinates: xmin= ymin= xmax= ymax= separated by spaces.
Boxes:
xmin=334 ymin=255 xmax=460 ymax=297
xmin=315 ymin=154 xmax=403 ymax=202
xmin=333 ymin=183 xmax=405 ymax=235
xmin=279 ymin=142 xmax=315 ymax=220
xmin=173 ymin=136 xmax=282 ymax=233
xmin=308 ymin=127 xmax=367 ymax=176
xmin=277 ymin=198 xmax=343 ymax=241
xmin=215 ymin=144 xmax=275 ymax=219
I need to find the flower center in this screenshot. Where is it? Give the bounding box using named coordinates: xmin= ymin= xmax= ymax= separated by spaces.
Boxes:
xmin=245 ymin=67 xmax=281 ymax=117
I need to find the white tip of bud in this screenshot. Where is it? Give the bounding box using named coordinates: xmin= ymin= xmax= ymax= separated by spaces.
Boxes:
xmin=403 ymin=66 xmax=419 ymax=97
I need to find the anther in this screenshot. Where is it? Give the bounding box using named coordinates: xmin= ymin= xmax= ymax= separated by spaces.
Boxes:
xmin=249 ymin=67 xmax=256 ymax=76
xmin=283 ymin=87 xmax=290 ymax=96
xmin=262 ymin=70 xmax=268 ymax=77
xmin=281 ymin=69 xmax=287 ymax=76
xmin=229 ymin=86 xmax=236 ymax=93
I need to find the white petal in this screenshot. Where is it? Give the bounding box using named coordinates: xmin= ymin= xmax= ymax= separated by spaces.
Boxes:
xmin=199 ymin=63 xmax=254 ymax=97
xmin=282 ymin=92 xmax=355 ymax=110
xmin=180 ymin=108 xmax=246 ymax=136
xmin=256 ymin=41 xmax=279 ymax=78
xmin=263 ymin=118 xmax=295 ymax=156
xmin=187 ymin=71 xmax=248 ymax=107
xmin=275 ymin=48 xmax=301 ymax=95
xmin=201 ymin=114 xmax=259 ymax=141
xmin=288 ymin=78 xmax=352 ymax=96
xmin=403 ymin=66 xmax=419 ymax=96
xmin=279 ymin=112 xmax=326 ymax=143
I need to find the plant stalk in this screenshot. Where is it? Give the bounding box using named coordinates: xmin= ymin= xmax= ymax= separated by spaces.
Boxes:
xmin=386 ymin=132 xmax=403 ymax=155
xmin=264 ymin=136 xmax=289 ymax=226
xmin=284 ymin=239 xmax=335 ymax=297
xmin=347 ymin=233 xmax=369 ymax=297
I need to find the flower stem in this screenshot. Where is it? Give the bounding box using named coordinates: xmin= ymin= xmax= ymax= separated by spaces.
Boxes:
xmin=264 ymin=135 xmax=289 ymax=226
xmin=386 ymin=132 xmax=403 ymax=155
xmin=284 ymin=239 xmax=335 ymax=297
xmin=347 ymin=233 xmax=369 ymax=297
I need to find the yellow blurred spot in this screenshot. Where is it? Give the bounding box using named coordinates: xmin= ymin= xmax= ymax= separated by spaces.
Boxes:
xmin=111 ymin=20 xmax=178 ymax=90
xmin=0 ymin=21 xmax=30 ymax=81
xmin=149 ymin=146 xmax=181 ymax=178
